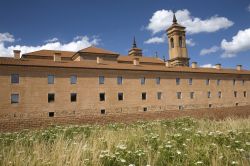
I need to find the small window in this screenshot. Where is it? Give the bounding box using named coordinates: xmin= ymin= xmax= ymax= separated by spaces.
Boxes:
xmin=207 ymin=91 xmax=211 ymax=98
xmin=218 ymin=91 xmax=222 ymax=98
xmin=233 ymin=79 xmax=236 ymax=86
xmin=190 ymin=92 xmax=194 ymax=99
xmin=157 ymin=92 xmax=162 ymax=100
xmin=143 ymin=107 xmax=147 ymax=112
xmin=70 ymin=75 xmax=77 ymax=84
xmin=209 ymin=104 xmax=212 ymax=108
xmin=170 ymin=38 xmax=174 ymax=48
xmin=11 ymin=74 xmax=19 ymax=84
xmin=235 ymin=103 xmax=239 ymax=106
xmin=141 ymin=77 xmax=145 ymax=85
xmin=179 ymin=105 xmax=183 ymax=110
xmin=176 ymin=78 xmax=180 ymax=85
xmin=71 ymin=93 xmax=77 ymax=102
xmin=99 ymin=76 xmax=104 ymax=84
xmin=177 ymin=92 xmax=182 ymax=99
xmin=48 ymin=93 xmax=55 ymax=103
xmin=100 ymin=93 xmax=105 ymax=101
xmin=217 ymin=79 xmax=221 ymax=86
xmin=142 ymin=92 xmax=147 ymax=100
xmin=243 ymin=91 xmax=247 ymax=98
xmin=101 ymin=109 xmax=106 ymax=114
xmin=234 ymin=91 xmax=237 ymax=98
xmin=117 ymin=76 xmax=123 ymax=85
xmin=179 ymin=36 xmax=183 ymax=47
xmin=48 ymin=75 xmax=55 ymax=84
xmin=242 ymin=80 xmax=245 ymax=85
xmin=48 ymin=112 xmax=54 ymax=117
xmin=118 ymin=92 xmax=123 ymax=101
xmin=156 ymin=77 xmax=160 ymax=85
xmin=206 ymin=79 xmax=210 ymax=85
xmin=188 ymin=78 xmax=192 ymax=85
xmin=11 ymin=94 xmax=19 ymax=104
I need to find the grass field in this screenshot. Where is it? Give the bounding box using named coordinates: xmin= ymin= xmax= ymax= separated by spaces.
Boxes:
xmin=0 ymin=117 xmax=250 ymax=166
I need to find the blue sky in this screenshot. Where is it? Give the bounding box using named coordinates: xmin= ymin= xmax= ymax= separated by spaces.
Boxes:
xmin=0 ymin=0 xmax=250 ymax=69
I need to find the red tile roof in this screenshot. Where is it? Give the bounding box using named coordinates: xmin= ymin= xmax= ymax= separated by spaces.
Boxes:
xmin=79 ymin=46 xmax=119 ymax=55
xmin=23 ymin=50 xmax=75 ymax=58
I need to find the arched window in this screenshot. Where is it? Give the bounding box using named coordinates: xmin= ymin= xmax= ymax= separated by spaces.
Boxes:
xmin=179 ymin=36 xmax=183 ymax=47
xmin=170 ymin=38 xmax=174 ymax=48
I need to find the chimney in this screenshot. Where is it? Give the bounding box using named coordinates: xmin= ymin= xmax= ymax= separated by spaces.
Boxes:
xmin=97 ymin=56 xmax=103 ymax=64
xmin=165 ymin=61 xmax=170 ymax=67
xmin=133 ymin=58 xmax=139 ymax=65
xmin=215 ymin=64 xmax=221 ymax=70
xmin=13 ymin=50 xmax=21 ymax=59
xmin=236 ymin=65 xmax=242 ymax=71
xmin=53 ymin=52 xmax=61 ymax=62
xmin=191 ymin=62 xmax=198 ymax=69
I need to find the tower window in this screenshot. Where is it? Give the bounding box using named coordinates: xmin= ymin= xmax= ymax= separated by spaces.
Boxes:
xmin=141 ymin=77 xmax=145 ymax=85
xmin=242 ymin=80 xmax=245 ymax=85
xmin=117 ymin=76 xmax=123 ymax=85
xmin=70 ymin=75 xmax=77 ymax=84
xmin=118 ymin=92 xmax=123 ymax=101
xmin=179 ymin=36 xmax=183 ymax=47
xmin=206 ymin=79 xmax=210 ymax=85
xmin=99 ymin=93 xmax=105 ymax=101
xmin=11 ymin=94 xmax=19 ymax=104
xmin=48 ymin=112 xmax=54 ymax=117
xmin=207 ymin=91 xmax=211 ymax=98
xmin=234 ymin=91 xmax=237 ymax=98
xmin=48 ymin=93 xmax=55 ymax=103
xmin=176 ymin=78 xmax=180 ymax=85
xmin=190 ymin=92 xmax=194 ymax=99
xmin=48 ymin=75 xmax=55 ymax=84
xmin=99 ymin=76 xmax=104 ymax=84
xmin=177 ymin=92 xmax=182 ymax=99
xmin=11 ymin=74 xmax=19 ymax=84
xmin=243 ymin=91 xmax=247 ymax=98
xmin=218 ymin=91 xmax=222 ymax=98
xmin=142 ymin=92 xmax=147 ymax=100
xmin=101 ymin=109 xmax=106 ymax=114
xmin=233 ymin=79 xmax=236 ymax=86
xmin=170 ymin=38 xmax=174 ymax=48
xmin=157 ymin=92 xmax=162 ymax=100
xmin=156 ymin=77 xmax=160 ymax=85
xmin=71 ymin=93 xmax=77 ymax=102
xmin=217 ymin=79 xmax=221 ymax=86
xmin=189 ymin=78 xmax=193 ymax=85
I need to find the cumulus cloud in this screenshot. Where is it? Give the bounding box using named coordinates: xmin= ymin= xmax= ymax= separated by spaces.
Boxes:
xmin=186 ymin=38 xmax=195 ymax=47
xmin=144 ymin=36 xmax=165 ymax=44
xmin=146 ymin=9 xmax=233 ymax=34
xmin=0 ymin=33 xmax=15 ymax=43
xmin=44 ymin=37 xmax=59 ymax=43
xmin=200 ymin=64 xmax=216 ymax=68
xmin=221 ymin=28 xmax=250 ymax=58
xmin=200 ymin=46 xmax=220 ymax=56
xmin=0 ymin=33 xmax=100 ymax=57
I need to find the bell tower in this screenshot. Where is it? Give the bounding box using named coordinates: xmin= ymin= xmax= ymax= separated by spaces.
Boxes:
xmin=166 ymin=13 xmax=189 ymax=67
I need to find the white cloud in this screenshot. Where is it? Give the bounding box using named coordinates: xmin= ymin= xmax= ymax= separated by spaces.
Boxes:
xmin=200 ymin=64 xmax=216 ymax=68
xmin=44 ymin=37 xmax=59 ymax=43
xmin=247 ymin=4 xmax=250 ymax=12
xmin=146 ymin=9 xmax=233 ymax=34
xmin=221 ymin=28 xmax=250 ymax=58
xmin=144 ymin=36 xmax=165 ymax=44
xmin=186 ymin=38 xmax=195 ymax=47
xmin=200 ymin=46 xmax=220 ymax=56
xmin=0 ymin=33 xmax=100 ymax=57
xmin=0 ymin=33 xmax=15 ymax=43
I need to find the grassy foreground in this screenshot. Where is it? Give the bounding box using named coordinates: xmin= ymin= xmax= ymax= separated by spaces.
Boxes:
xmin=0 ymin=117 xmax=249 ymax=166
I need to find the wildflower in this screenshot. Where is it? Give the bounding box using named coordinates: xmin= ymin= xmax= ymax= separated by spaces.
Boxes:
xmin=129 ymin=164 xmax=135 ymax=166
xmin=195 ymin=161 xmax=203 ymax=165
xmin=165 ymin=144 xmax=172 ymax=148
xmin=231 ymin=161 xmax=238 ymax=165
xmin=176 ymin=150 xmax=181 ymax=155
xmin=246 ymin=142 xmax=250 ymax=146
xmin=120 ymin=159 xmax=126 ymax=163
xmin=117 ymin=144 xmax=127 ymax=150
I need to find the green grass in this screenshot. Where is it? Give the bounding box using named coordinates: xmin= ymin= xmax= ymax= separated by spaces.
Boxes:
xmin=0 ymin=117 xmax=249 ymax=166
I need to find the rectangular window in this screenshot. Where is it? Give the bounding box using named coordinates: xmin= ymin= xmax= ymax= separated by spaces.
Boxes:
xmin=156 ymin=77 xmax=160 ymax=85
xmin=70 ymin=75 xmax=77 ymax=84
xmin=243 ymin=91 xmax=247 ymax=98
xmin=99 ymin=76 xmax=104 ymax=84
xmin=100 ymin=93 xmax=105 ymax=101
xmin=118 ymin=92 xmax=123 ymax=101
xmin=11 ymin=94 xmax=19 ymax=104
xmin=207 ymin=91 xmax=211 ymax=98
xmin=48 ymin=112 xmax=54 ymax=117
xmin=217 ymin=79 xmax=221 ymax=86
xmin=176 ymin=78 xmax=180 ymax=85
xmin=189 ymin=78 xmax=193 ymax=85
xmin=143 ymin=107 xmax=147 ymax=112
xmin=206 ymin=79 xmax=210 ymax=85
xmin=141 ymin=77 xmax=145 ymax=85
xmin=11 ymin=74 xmax=19 ymax=84
xmin=101 ymin=109 xmax=106 ymax=114
xmin=190 ymin=92 xmax=194 ymax=99
xmin=71 ymin=93 xmax=77 ymax=102
xmin=234 ymin=91 xmax=237 ymax=98
xmin=157 ymin=92 xmax=162 ymax=100
xmin=117 ymin=76 xmax=123 ymax=85
xmin=48 ymin=93 xmax=55 ymax=103
xmin=242 ymin=80 xmax=245 ymax=85
xmin=177 ymin=92 xmax=182 ymax=99
xmin=142 ymin=92 xmax=147 ymax=100
xmin=218 ymin=91 xmax=222 ymax=98
xmin=48 ymin=75 xmax=55 ymax=84
xmin=233 ymin=79 xmax=236 ymax=86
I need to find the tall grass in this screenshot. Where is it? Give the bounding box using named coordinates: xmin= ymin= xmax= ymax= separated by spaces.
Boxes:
xmin=0 ymin=117 xmax=249 ymax=166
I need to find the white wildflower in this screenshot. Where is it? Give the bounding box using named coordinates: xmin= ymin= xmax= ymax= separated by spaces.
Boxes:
xmin=176 ymin=150 xmax=181 ymax=155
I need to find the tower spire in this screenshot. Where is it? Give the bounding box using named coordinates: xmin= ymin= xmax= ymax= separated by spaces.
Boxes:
xmin=132 ymin=36 xmax=137 ymax=48
xmin=173 ymin=12 xmax=177 ymax=24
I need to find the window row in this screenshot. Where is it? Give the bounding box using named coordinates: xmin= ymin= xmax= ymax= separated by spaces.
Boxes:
xmin=10 ymin=74 xmax=246 ymax=86
xmin=10 ymin=91 xmax=247 ymax=104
